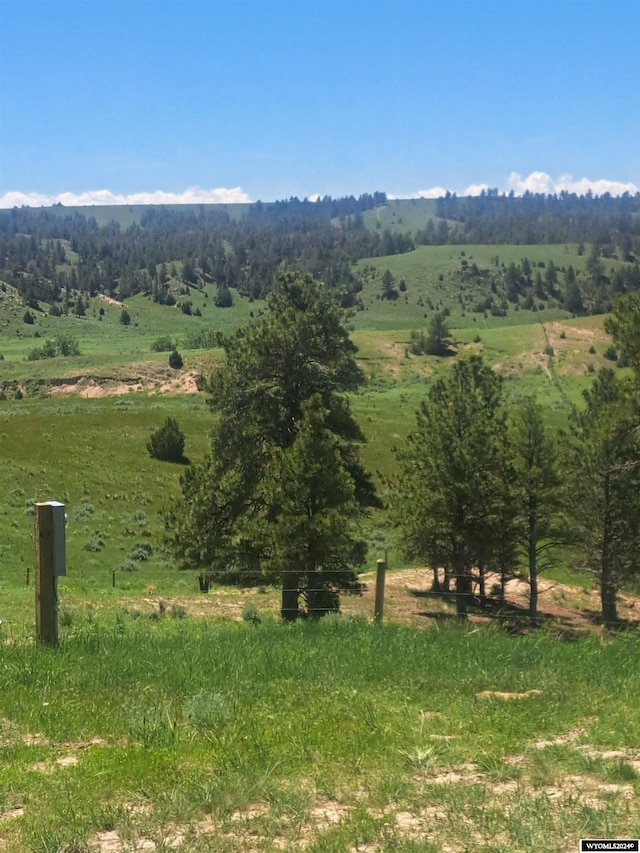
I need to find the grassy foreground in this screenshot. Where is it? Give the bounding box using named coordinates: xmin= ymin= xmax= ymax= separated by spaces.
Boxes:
xmin=1 ymin=617 xmax=639 ymax=852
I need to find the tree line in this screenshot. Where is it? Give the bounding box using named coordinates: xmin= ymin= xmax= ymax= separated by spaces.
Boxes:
xmin=2 ymin=192 xmax=639 ymax=320
xmin=434 ymin=190 xmax=640 ymax=255
xmin=169 ymin=272 xmax=640 ymax=627
xmin=0 ymin=193 xmax=417 ymax=310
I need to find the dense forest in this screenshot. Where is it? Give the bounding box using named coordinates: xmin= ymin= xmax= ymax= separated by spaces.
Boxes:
xmin=1 ymin=191 xmax=639 ymax=319
xmin=434 ymin=189 xmax=640 ymax=250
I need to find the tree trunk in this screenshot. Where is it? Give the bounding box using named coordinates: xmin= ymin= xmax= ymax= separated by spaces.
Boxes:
xmin=601 ymin=570 xmax=618 ymax=627
xmin=443 ymin=566 xmax=451 ymax=593
xmin=528 ymin=509 xmax=538 ymax=618
xmin=455 ymin=559 xmax=472 ymax=619
xmin=431 ymin=566 xmax=441 ymax=593
xmin=600 ymin=474 xmax=618 ymax=627
xmin=281 ymin=571 xmax=300 ymax=621
xmin=456 ymin=574 xmax=472 ymax=619
xmin=306 ymin=550 xmax=320 ymax=618
xmin=529 ymin=566 xmax=538 ymax=618
xmin=477 ymin=560 xmax=486 ymax=605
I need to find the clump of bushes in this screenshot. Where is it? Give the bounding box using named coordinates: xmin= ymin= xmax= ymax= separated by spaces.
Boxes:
xmin=129 ymin=542 xmax=153 ymax=562
xmin=151 ymin=335 xmax=173 ymax=352
xmin=28 ymin=334 xmax=80 ymax=361
xmin=146 ymin=417 xmax=185 ymax=462
xmin=72 ymin=503 xmax=94 ymax=521
xmin=169 ymin=349 xmax=183 ymax=369
xmin=83 ymin=531 xmax=105 ymax=552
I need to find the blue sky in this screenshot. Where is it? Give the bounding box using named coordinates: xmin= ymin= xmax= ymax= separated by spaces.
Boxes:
xmin=1 ymin=0 xmax=638 ymax=206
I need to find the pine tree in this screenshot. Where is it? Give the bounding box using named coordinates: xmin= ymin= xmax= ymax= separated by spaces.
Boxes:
xmin=394 ymin=356 xmax=509 ymax=618
xmin=171 ymin=272 xmax=377 ymax=618
xmin=510 ymin=397 xmax=570 ymax=617
xmin=569 ymin=369 xmax=640 ymax=625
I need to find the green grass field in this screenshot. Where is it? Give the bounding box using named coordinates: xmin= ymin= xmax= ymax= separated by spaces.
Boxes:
xmin=1 ymin=618 xmax=639 ymax=851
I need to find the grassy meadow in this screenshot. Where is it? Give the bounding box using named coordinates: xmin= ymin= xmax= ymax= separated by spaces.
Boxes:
xmin=1 ymin=618 xmax=640 ymax=851
xmin=1 ymin=237 xmax=639 ymax=850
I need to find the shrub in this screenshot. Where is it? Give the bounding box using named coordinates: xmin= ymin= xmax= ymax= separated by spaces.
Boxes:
xmin=169 ymin=349 xmax=183 ymax=369
xmin=23 ymin=311 xmax=35 ymax=324
xmin=589 ymin=344 xmax=596 ymax=355
xmin=28 ymin=340 xmax=56 ymax=361
xmin=72 ymin=503 xmax=94 ymax=521
xmin=130 ymin=542 xmax=153 ymax=561
xmin=146 ymin=417 xmax=185 ymax=462
xmin=182 ymin=327 xmax=223 ymax=349
xmin=120 ymin=308 xmax=131 ymax=325
xmin=603 ymin=345 xmax=618 ymax=361
xmin=151 ymin=335 xmax=173 ymax=352
xmin=242 ymin=603 xmax=261 ymax=625
xmin=83 ymin=531 xmax=105 ymax=552
xmin=27 ymin=336 xmax=79 ymax=361
xmin=56 ymin=333 xmax=80 ymax=356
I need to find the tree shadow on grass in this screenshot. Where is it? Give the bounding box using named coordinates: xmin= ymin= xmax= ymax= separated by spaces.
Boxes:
xmin=409 ymin=587 xmax=598 ymax=639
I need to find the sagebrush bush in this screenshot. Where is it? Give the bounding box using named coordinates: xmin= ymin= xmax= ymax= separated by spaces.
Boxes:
xmin=130 ymin=542 xmax=153 ymax=561
xmin=146 ymin=417 xmax=185 ymax=462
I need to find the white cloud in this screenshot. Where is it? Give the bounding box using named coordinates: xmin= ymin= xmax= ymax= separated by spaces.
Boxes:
xmin=508 ymin=171 xmax=638 ymax=197
xmin=399 ymin=172 xmax=638 ymax=201
xmin=463 ymin=183 xmax=489 ymax=197
xmin=0 ymin=185 xmax=252 ymax=209
xmin=415 ymin=187 xmax=450 ymax=199
xmin=507 ymin=171 xmax=555 ymax=195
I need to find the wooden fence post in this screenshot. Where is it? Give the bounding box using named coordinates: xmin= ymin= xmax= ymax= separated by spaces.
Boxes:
xmin=374 ymin=558 xmax=387 ymax=623
xmin=34 ymin=502 xmax=66 ymax=646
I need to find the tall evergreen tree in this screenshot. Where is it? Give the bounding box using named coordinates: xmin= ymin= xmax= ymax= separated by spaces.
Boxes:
xmin=171 ymin=272 xmax=377 ymax=618
xmin=394 ymin=356 xmax=510 ymax=618
xmin=570 ymin=369 xmax=640 ymax=625
xmin=510 ymin=397 xmax=570 ymax=617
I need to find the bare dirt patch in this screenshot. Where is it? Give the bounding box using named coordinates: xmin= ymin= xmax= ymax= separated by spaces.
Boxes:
xmin=339 ymin=567 xmax=638 ymax=634
xmin=475 ymin=689 xmax=543 ymax=701
xmin=176 ymin=567 xmax=638 ymax=635
xmin=98 ymin=294 xmax=125 ymax=308
xmin=48 ymin=366 xmax=200 ymax=397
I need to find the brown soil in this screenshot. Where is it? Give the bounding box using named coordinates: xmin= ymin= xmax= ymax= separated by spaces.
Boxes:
xmin=134 ymin=568 xmax=638 ymax=636
xmin=48 ymin=366 xmax=200 ymax=397
xmin=340 ymin=567 xmax=638 ymax=634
